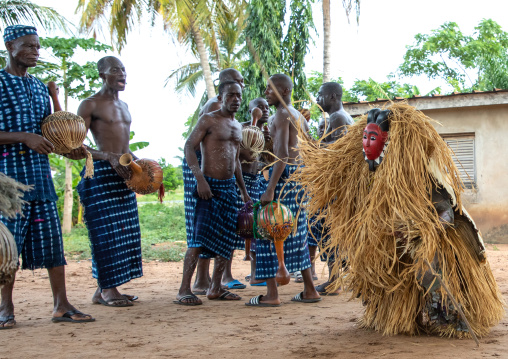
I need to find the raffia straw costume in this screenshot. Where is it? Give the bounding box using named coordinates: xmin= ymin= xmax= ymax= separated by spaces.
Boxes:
xmin=295 ymin=102 xmax=504 ymax=338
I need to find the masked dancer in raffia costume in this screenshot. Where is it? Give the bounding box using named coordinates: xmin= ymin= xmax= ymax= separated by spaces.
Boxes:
xmin=295 ymin=103 xmax=505 ymax=338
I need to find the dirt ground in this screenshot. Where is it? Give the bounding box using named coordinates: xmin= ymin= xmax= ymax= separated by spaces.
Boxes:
xmin=2 ymin=244 xmax=507 ymax=359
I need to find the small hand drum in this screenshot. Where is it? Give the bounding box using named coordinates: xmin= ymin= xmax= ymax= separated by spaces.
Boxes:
xmin=41 ymin=111 xmax=94 ymax=178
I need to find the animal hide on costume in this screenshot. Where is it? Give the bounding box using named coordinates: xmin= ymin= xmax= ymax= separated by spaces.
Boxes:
xmin=294 ymin=102 xmax=505 ymax=338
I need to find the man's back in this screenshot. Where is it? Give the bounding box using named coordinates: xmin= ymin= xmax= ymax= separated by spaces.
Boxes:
xmin=199 ymin=97 xmax=221 ymax=117
xmin=270 ymin=105 xmax=307 ymax=165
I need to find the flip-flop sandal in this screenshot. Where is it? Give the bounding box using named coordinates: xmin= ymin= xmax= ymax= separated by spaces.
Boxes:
xmin=291 ymin=291 xmax=322 ymax=303
xmin=319 ymin=292 xmax=339 ymax=296
xmin=316 ymin=283 xmax=338 ymax=295
xmin=294 ymin=271 xmax=304 ymax=283
xmin=173 ymin=294 xmax=203 ymax=306
xmin=52 ymin=310 xmax=95 ymax=323
xmin=245 ymin=295 xmax=280 ymax=307
xmin=0 ymin=315 xmax=15 ymax=329
xmin=224 ymin=279 xmax=246 ymax=289
xmin=312 ymin=275 xmax=319 ymax=281
xmin=209 ymin=291 xmax=241 ymax=301
xmin=245 ymin=275 xmax=251 ymax=282
xmin=122 ymin=294 xmax=138 ymax=301
xmin=96 ymin=297 xmax=133 ymax=307
xmin=249 ymin=281 xmax=267 ymax=287
xmin=193 ymin=290 xmax=207 ymax=296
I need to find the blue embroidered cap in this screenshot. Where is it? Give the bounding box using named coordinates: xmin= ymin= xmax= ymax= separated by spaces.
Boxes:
xmin=3 ymin=25 xmax=38 ymax=43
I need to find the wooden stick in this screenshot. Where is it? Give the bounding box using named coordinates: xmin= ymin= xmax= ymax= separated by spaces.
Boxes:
xmin=424 ymin=258 xmax=480 ymax=347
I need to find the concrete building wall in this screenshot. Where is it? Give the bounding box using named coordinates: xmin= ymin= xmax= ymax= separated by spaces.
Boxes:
xmin=423 ymin=105 xmax=508 ymax=243
xmin=344 ymin=96 xmax=508 ymax=243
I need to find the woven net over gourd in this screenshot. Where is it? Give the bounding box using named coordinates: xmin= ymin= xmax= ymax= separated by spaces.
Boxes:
xmin=293 ymin=102 xmax=505 ymax=338
xmin=42 ymin=111 xmax=94 ymax=178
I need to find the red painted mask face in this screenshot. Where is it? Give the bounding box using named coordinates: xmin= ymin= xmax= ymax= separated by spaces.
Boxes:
xmin=363 ymin=123 xmax=388 ymax=160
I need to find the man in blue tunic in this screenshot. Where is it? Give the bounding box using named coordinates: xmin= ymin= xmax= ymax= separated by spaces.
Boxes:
xmin=0 ymin=25 xmax=94 ymax=328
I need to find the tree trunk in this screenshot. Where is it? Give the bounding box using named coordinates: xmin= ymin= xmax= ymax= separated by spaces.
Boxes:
xmin=77 ymin=200 xmax=83 ymax=225
xmin=62 ymin=158 xmax=73 ymax=234
xmin=61 ymin=79 xmax=73 ymax=234
xmin=323 ymin=0 xmax=331 ymax=83
xmin=190 ymin=19 xmax=216 ymax=100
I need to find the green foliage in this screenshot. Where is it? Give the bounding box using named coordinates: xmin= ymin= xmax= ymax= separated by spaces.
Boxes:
xmin=399 ymin=19 xmax=508 ymax=92
xmin=282 ymin=0 xmax=315 ymax=102
xmin=158 ymin=158 xmax=183 ymax=191
xmin=30 ymin=37 xmax=112 ymax=104
xmin=129 ymin=131 xmax=150 ymax=152
xmin=63 ymin=202 xmax=187 ymax=262
xmin=49 ymin=154 xmax=86 ymax=221
xmin=239 ymin=0 xmax=285 ymax=119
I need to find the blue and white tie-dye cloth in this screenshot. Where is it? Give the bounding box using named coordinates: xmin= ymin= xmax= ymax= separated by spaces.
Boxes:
xmin=255 ymin=165 xmax=311 ymax=280
xmin=0 ymin=69 xmax=57 ymax=202
xmin=77 ymin=160 xmax=143 ymax=289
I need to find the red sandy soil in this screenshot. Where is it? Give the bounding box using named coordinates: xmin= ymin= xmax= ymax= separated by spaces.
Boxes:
xmin=2 ymin=244 xmax=507 ymax=359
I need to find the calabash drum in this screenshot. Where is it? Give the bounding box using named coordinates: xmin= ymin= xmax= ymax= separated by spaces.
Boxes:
xmin=255 ymin=201 xmax=294 ymax=285
xmin=119 ymin=154 xmax=165 ymax=202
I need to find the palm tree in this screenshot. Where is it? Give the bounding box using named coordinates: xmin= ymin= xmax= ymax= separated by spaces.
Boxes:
xmin=166 ymin=3 xmax=246 ymax=97
xmin=322 ymin=0 xmax=360 ymax=82
xmin=76 ymin=0 xmax=241 ymax=100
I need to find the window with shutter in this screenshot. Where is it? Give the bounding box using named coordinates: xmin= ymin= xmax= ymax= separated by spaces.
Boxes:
xmin=441 ymin=133 xmax=476 ymax=188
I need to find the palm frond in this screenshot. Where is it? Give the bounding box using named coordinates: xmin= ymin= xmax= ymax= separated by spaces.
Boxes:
xmin=0 ymin=0 xmax=71 ymax=33
xmin=76 ymin=0 xmax=150 ymax=51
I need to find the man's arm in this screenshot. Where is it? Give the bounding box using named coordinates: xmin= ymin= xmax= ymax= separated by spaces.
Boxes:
xmin=235 ymin=146 xmax=251 ymax=203
xmin=185 ymin=115 xmax=211 ymax=199
xmin=0 ymin=131 xmax=55 ymax=154
xmin=260 ymin=112 xmax=290 ymax=205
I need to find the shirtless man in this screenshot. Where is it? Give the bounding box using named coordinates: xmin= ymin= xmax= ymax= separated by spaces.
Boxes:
xmin=312 ymin=81 xmax=353 ymax=295
xmin=71 ymin=56 xmax=142 ymax=307
xmin=238 ymin=98 xmax=270 ymax=287
xmin=175 ymin=81 xmax=251 ymax=305
xmin=199 ymin=68 xmax=244 ymax=116
xmin=189 ymin=68 xmax=245 ymax=294
xmin=316 ymin=82 xmax=353 ymax=143
xmin=246 ymin=74 xmax=320 ymax=307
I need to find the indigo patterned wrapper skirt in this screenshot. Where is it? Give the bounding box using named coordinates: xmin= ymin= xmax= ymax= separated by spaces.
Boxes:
xmin=255 ymin=165 xmax=311 ymax=279
xmin=193 ymin=176 xmax=238 ymax=260
xmin=183 ymin=151 xmax=202 ymax=248
xmin=234 ymin=172 xmax=261 ymax=250
xmin=1 ymin=200 xmax=66 ymax=270
xmin=77 ymin=160 xmax=143 ymax=289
